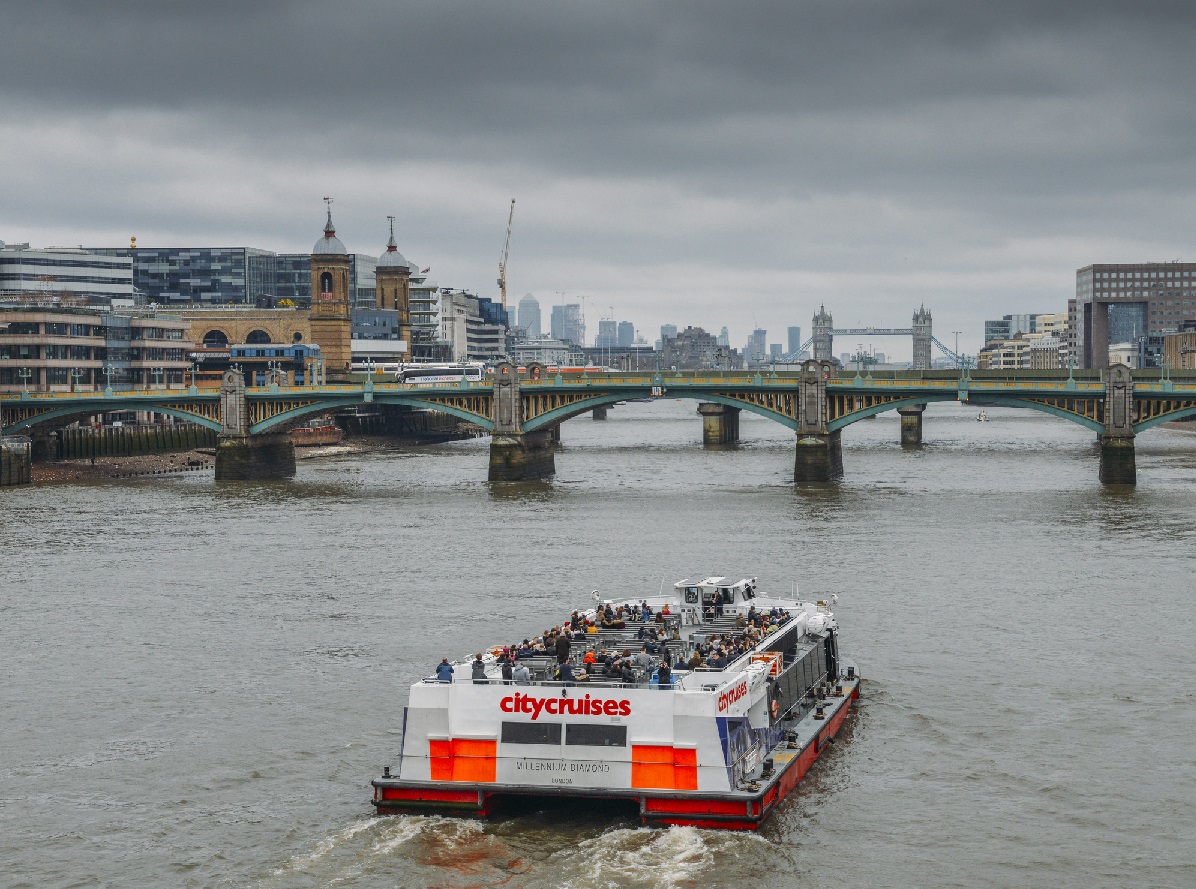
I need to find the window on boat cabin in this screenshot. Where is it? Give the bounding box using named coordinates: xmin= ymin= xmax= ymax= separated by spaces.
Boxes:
xmin=501 ymin=722 xmax=562 ymax=745
xmin=684 ymin=586 xmax=699 ymax=604
xmin=565 ymin=724 xmax=627 ymax=747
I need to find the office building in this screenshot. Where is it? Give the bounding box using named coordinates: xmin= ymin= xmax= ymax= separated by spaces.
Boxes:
xmin=660 ymin=326 xmax=742 ymax=370
xmin=440 ymin=291 xmax=509 ymax=361
xmin=617 ymin=321 xmax=635 ymax=348
xmin=787 ymin=326 xmax=802 ymax=355
xmin=745 ymin=328 xmax=767 ymax=363
xmin=595 ymin=319 xmax=617 ymax=348
xmin=1075 ymin=262 xmax=1196 ymax=367
xmin=0 ymin=305 xmax=191 ymax=391
xmin=517 ymin=294 xmax=541 ymax=337
xmin=769 ymin=344 xmax=783 ymax=358
xmin=1163 ymin=321 xmax=1196 ymax=370
xmin=718 ymin=327 xmax=729 ymax=348
xmin=551 ymin=304 xmax=584 ymax=345
xmin=0 ymin=243 xmax=133 ymax=305
xmin=509 ymin=335 xmax=574 ymax=366
xmin=660 ymin=324 xmax=678 ymax=344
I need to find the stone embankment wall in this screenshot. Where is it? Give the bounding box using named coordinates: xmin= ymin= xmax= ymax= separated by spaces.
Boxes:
xmin=51 ymin=425 xmax=217 ymax=460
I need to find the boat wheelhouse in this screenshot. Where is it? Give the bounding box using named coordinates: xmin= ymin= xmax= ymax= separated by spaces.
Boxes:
xmin=371 ymin=576 xmax=860 ymax=830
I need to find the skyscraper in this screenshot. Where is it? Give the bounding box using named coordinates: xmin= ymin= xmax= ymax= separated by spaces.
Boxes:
xmin=787 ymin=326 xmax=802 ymax=355
xmin=517 ymin=293 xmax=541 ymax=337
xmin=617 ymin=321 xmax=635 ymax=347
xmin=718 ymin=327 xmax=730 ymax=348
xmin=596 ymin=318 xmax=617 ymax=348
xmin=661 ymin=324 xmax=678 ymax=343
xmin=550 ymin=303 xmax=584 ymax=344
xmin=745 ymin=328 xmax=767 ymax=362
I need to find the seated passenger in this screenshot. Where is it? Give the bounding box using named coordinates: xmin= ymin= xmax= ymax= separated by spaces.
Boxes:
xmin=435 ymin=658 xmax=454 ymax=682
xmin=585 ymin=621 xmax=598 ymax=635
xmin=557 ymin=661 xmax=576 ymax=686
xmin=583 ymin=650 xmax=597 ymax=666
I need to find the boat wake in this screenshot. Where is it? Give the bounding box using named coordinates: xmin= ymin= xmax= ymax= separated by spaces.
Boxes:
xmin=550 ymin=825 xmax=768 ymax=889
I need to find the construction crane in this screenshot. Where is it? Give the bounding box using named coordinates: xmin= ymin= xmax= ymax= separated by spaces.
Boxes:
xmin=497 ymin=198 xmax=515 ymax=309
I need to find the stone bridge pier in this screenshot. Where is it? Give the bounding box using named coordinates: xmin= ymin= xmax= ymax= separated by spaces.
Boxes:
xmin=1100 ymin=365 xmax=1135 ymax=485
xmin=488 ymin=362 xmax=555 ymax=481
xmin=698 ymin=403 xmax=740 ymax=446
xmin=897 ymin=404 xmax=925 ymax=447
xmin=794 ymin=359 xmax=843 ymax=482
xmin=214 ymin=370 xmax=296 ymax=480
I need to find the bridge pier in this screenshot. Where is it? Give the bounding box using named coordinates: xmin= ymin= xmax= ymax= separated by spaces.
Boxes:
xmin=1100 ymin=364 xmax=1136 ymax=485
xmin=794 ymin=431 xmax=843 ymax=482
xmin=1 ymin=436 xmax=32 ymax=486
xmin=489 ymin=430 xmax=556 ymax=481
xmin=215 ymin=433 xmax=296 ymax=480
xmin=897 ymin=404 xmax=925 ymax=447
xmin=698 ymin=403 xmax=740 ymax=446
xmin=29 ymin=431 xmax=57 ymax=463
xmin=592 ymin=406 xmax=608 ymax=421
xmin=1099 ymin=434 xmax=1136 ymax=485
xmin=213 ymin=367 xmax=296 ymax=480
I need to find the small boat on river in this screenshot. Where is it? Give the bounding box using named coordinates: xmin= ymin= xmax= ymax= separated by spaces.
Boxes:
xmin=290 ymin=418 xmax=345 ymax=446
xmin=371 ymin=576 xmax=860 ymax=830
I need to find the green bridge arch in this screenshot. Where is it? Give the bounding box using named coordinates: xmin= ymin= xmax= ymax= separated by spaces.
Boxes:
xmin=3 ymin=402 xmax=222 ymax=435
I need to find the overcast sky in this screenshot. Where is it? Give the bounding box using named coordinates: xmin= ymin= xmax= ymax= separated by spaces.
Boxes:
xmin=4 ymin=1 xmax=1196 ymax=358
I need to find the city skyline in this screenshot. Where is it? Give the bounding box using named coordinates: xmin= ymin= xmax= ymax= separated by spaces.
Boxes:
xmin=5 ymin=3 xmax=1196 ymax=360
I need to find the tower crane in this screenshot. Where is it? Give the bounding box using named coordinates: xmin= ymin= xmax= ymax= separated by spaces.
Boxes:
xmin=497 ymin=198 xmax=515 ymax=310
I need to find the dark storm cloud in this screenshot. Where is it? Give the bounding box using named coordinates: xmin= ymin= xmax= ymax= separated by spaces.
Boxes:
xmin=5 ymin=1 xmax=1196 ymax=353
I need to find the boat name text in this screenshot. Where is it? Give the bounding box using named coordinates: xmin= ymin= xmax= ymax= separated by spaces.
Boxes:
xmin=717 ymin=679 xmax=749 ymax=713
xmin=500 ymin=693 xmax=631 ymax=720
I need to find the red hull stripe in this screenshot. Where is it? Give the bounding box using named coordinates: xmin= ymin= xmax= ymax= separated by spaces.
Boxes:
xmin=380 ymin=788 xmax=479 ymax=804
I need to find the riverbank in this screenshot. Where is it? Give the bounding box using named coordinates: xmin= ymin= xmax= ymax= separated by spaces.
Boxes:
xmin=31 ymin=449 xmax=216 ymax=482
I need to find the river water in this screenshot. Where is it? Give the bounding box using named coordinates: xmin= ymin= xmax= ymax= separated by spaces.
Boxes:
xmin=2 ymin=401 xmax=1194 ymax=889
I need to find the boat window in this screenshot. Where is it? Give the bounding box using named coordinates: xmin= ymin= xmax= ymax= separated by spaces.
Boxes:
xmin=501 ymin=722 xmax=562 ymax=745
xmin=565 ymin=724 xmax=627 ymax=747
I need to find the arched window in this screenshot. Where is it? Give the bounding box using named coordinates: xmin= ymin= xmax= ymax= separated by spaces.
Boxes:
xmin=320 ymin=272 xmax=333 ymax=293
xmin=246 ymin=329 xmax=272 ymax=344
xmin=202 ymin=330 xmax=229 ymax=348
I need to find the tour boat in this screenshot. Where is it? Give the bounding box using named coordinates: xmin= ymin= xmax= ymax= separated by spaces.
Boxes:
xmin=371 ymin=577 xmax=860 ymax=830
xmin=289 ymin=419 xmax=345 ymax=446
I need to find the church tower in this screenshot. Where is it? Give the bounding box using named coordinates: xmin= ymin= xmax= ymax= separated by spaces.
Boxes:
xmin=309 ymin=198 xmax=352 ymax=381
xmin=375 ymin=215 xmax=412 ymax=359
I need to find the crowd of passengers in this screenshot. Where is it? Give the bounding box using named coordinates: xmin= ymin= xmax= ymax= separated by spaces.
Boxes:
xmin=434 ymin=603 xmax=794 ymax=688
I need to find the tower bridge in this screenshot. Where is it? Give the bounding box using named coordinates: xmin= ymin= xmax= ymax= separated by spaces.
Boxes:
xmin=5 ymin=362 xmax=1196 ymax=486
xmin=793 ymin=305 xmax=964 ymax=368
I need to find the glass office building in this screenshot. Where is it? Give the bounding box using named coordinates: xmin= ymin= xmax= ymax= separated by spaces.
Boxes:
xmin=89 ymin=247 xmax=277 ymax=306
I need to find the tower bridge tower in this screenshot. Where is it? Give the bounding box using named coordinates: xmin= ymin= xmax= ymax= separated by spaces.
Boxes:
xmin=912 ymin=305 xmax=932 ymax=370
xmin=812 ymin=305 xmax=834 ymax=362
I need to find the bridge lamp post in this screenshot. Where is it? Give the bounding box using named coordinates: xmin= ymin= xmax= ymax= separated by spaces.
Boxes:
xmin=102 ymin=364 xmax=114 ymax=396
xmin=189 ymin=360 xmax=199 ymax=394
xmin=18 ymin=367 xmax=32 ymax=393
xmin=150 ymin=367 xmax=164 ymax=390
xmin=70 ymin=367 xmax=83 ymax=392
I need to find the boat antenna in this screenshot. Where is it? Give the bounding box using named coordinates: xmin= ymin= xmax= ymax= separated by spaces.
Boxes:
xmin=658 ymin=577 xmax=667 ymax=598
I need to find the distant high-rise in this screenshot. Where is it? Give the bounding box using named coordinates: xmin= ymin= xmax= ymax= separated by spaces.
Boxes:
xmin=769 ymin=344 xmax=782 ymax=357
xmin=551 ymin=303 xmax=584 ymax=344
xmin=617 ymin=321 xmax=635 ymax=347
xmin=661 ymin=323 xmax=678 ymax=343
xmin=787 ymin=326 xmax=802 ymax=355
xmin=517 ymin=293 xmax=541 ymax=337
xmin=745 ymin=328 xmax=767 ymax=362
xmin=718 ymin=327 xmax=730 ymax=348
xmin=596 ymin=318 xmax=618 ymax=348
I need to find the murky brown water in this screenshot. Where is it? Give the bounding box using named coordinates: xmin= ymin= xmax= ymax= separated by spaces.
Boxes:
xmin=3 ymin=401 xmax=1195 ymax=888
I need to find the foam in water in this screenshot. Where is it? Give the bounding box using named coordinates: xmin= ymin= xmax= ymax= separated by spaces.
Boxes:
xmin=554 ymin=825 xmax=762 ymax=889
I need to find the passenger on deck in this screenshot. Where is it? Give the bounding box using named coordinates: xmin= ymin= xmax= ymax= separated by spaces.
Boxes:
xmin=635 ymin=647 xmax=652 ymax=669
xmin=556 ymin=633 xmax=571 ymax=664
xmin=570 ymin=611 xmax=581 ymax=630
xmin=513 ymin=661 xmax=531 ymax=685
xmin=641 ymin=602 xmax=652 ymax=622
xmin=500 ymin=655 xmax=513 ymax=685
xmin=656 ymin=661 xmax=672 ymax=689
xmin=516 ymin=641 xmax=535 ymax=659
xmin=583 ymin=650 xmax=597 ymax=667
xmin=619 ymin=661 xmax=635 ymax=683
xmin=471 ymin=653 xmax=487 ymax=684
xmin=557 ymin=661 xmax=576 ymax=686
xmin=736 ymin=613 xmax=747 ymax=628
xmin=714 ymin=650 xmax=729 ymax=669
xmin=687 ymin=651 xmax=702 ymax=671
xmin=585 ymin=621 xmax=598 ymax=635
xmin=631 ymin=604 xmax=641 ymax=621
xmin=435 ymin=658 xmax=454 ymax=682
